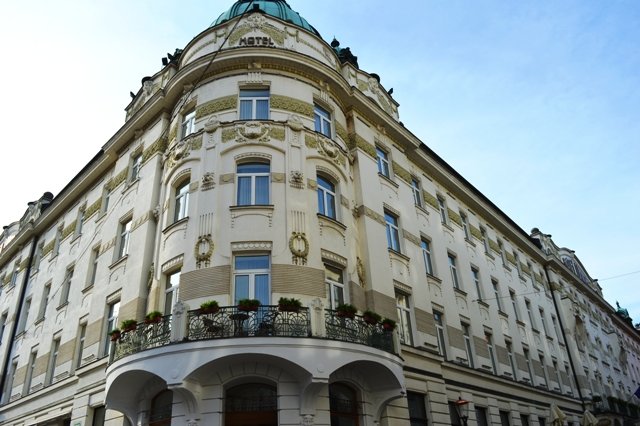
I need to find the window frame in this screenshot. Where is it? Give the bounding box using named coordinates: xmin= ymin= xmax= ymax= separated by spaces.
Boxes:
xmin=437 ymin=195 xmax=448 ymax=224
xmin=117 ymin=218 xmax=132 ymax=259
xmin=407 ymin=391 xmax=429 ymax=426
xmin=314 ymin=104 xmax=332 ymax=137
xmin=506 ymin=341 xmax=517 ymax=379
xmin=434 ymin=310 xmax=447 ymax=358
xmin=448 ymin=254 xmax=460 ymax=289
xmin=395 ymin=291 xmax=413 ymax=345
xmin=317 ymin=174 xmax=337 ymax=219
xmin=486 ymin=332 xmax=498 ymax=374
xmin=164 ymin=270 xmax=181 ymax=315
xmin=236 ymin=161 xmax=271 ymax=206
xmin=461 ymin=212 xmax=470 ymax=239
xmin=233 ymin=254 xmax=271 ymax=306
xmin=385 ymin=210 xmax=401 ymax=253
xmin=23 ymin=350 xmax=37 ymax=395
xmin=239 ymin=88 xmax=270 ymax=120
xmin=104 ymin=300 xmax=120 ymax=357
xmin=471 ymin=267 xmax=482 ymax=301
xmin=421 ymin=238 xmax=434 ymax=276
xmin=129 ymin=152 xmax=143 ymax=182
xmin=325 ymin=263 xmax=345 ymax=310
xmin=173 ymin=179 xmax=190 ymax=223
xmin=376 ymin=146 xmax=391 ymax=178
xmin=492 ymin=279 xmax=503 ymax=312
xmin=462 ymin=323 xmax=474 ymax=368
xmin=59 ymin=266 xmax=74 ymax=307
xmin=38 ymin=282 xmax=51 ymax=320
xmin=45 ymin=338 xmax=60 ymax=386
xmin=410 ymin=177 xmax=423 ymax=207
xmin=180 ymin=110 xmax=196 ymax=139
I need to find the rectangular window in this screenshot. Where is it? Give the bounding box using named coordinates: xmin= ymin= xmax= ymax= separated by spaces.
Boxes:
xmin=539 ymin=308 xmax=549 ymax=335
xmin=510 ymin=291 xmax=519 ymax=320
xmin=181 ymin=110 xmax=196 ymax=138
xmin=38 ymin=283 xmax=51 ymax=320
xmin=498 ymin=240 xmax=506 ymax=266
xmin=539 ymin=354 xmax=549 ymax=387
xmin=76 ymin=324 xmax=86 ymax=368
xmin=174 ymin=180 xmax=190 ymax=222
xmin=492 ymin=279 xmax=502 ymax=311
xmin=520 ymin=414 xmax=530 ymax=426
xmin=234 ymin=255 xmax=270 ymax=306
xmin=448 ymin=254 xmax=460 ymax=289
xmin=17 ymin=298 xmax=31 ymax=334
xmin=164 ymin=270 xmax=181 ymax=315
xmin=506 ymin=341 xmax=517 ymax=379
xmin=396 ymin=292 xmax=413 ymax=345
xmin=434 ymin=311 xmax=447 ymax=358
xmin=59 ymin=267 xmax=74 ymax=306
xmin=514 ymin=252 xmax=522 ymax=276
xmin=525 ymin=300 xmax=535 ymax=329
xmin=53 ymin=226 xmax=62 ymax=256
xmin=118 ymin=219 xmax=132 ymax=259
xmin=463 ymin=323 xmax=474 ymax=368
xmin=553 ymin=360 xmax=562 ymax=390
xmin=45 ymin=338 xmax=60 ymax=386
xmin=0 ymin=313 xmax=7 ymax=343
xmin=565 ymin=363 xmax=574 ymax=395
xmin=313 ymin=104 xmax=331 ymax=137
xmin=407 ymin=392 xmax=428 ymax=426
xmin=87 ymin=247 xmax=100 ymax=288
xmin=421 ymin=238 xmax=434 ymax=276
xmin=325 ymin=264 xmax=344 ymax=310
xmin=385 ymin=211 xmax=401 ymax=252
xmin=240 ymin=89 xmax=270 ymax=120
xmin=480 ymin=227 xmax=490 ymax=253
xmin=104 ymin=301 xmax=120 ymax=357
xmin=475 ymin=407 xmax=489 ymax=426
xmin=92 ymin=406 xmax=106 ymax=426
xmin=539 ymin=417 xmax=546 ymax=426
xmin=471 ymin=268 xmax=482 ymax=300
xmin=10 ymin=263 xmax=19 ymax=287
xmin=237 ymin=162 xmax=270 ymax=205
xmin=101 ymin=187 xmax=111 ymax=214
xmin=24 ymin=350 xmax=37 ymax=395
xmin=524 ymin=349 xmax=534 ymax=383
xmin=376 ymin=147 xmax=390 ymax=177
xmin=486 ymin=332 xmax=497 ymax=374
xmin=75 ymin=209 xmax=85 ymax=236
xmin=448 ymin=401 xmax=463 ymax=426
xmin=552 ymin=316 xmax=561 ymax=340
xmin=34 ymin=243 xmax=43 ymax=271
xmin=130 ymin=153 xmax=142 ymax=181
xmin=461 ymin=212 xmax=470 ymax=239
xmin=2 ymin=359 xmax=18 ymax=403
xmin=317 ymin=175 xmax=337 ymax=219
xmin=499 ymin=410 xmax=511 ymax=426
xmin=410 ymin=177 xmax=422 ymax=207
xmin=437 ymin=196 xmax=448 ymax=223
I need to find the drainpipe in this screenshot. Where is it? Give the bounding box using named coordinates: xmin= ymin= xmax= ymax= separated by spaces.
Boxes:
xmin=0 ymin=234 xmax=39 ymax=402
xmin=544 ymin=264 xmax=585 ymax=411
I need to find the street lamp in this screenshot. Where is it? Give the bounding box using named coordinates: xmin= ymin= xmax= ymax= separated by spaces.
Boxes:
xmin=454 ymin=396 xmax=470 ymax=426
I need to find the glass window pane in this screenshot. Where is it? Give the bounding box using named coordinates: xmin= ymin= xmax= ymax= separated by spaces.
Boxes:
xmin=326 ymin=193 xmax=336 ymax=218
xmin=317 ymin=189 xmax=325 ymax=214
xmin=255 ymin=176 xmax=269 ymax=204
xmin=237 ymin=176 xmax=251 ymax=205
xmin=237 ymin=163 xmax=270 ymax=173
xmin=314 ymin=115 xmax=322 ymax=133
xmin=333 ymin=285 xmax=344 ymax=306
xmin=235 ymin=255 xmax=270 ymax=270
xmin=240 ymin=89 xmax=269 ymax=97
xmin=325 ymin=265 xmax=343 ymax=283
xmin=254 ymin=274 xmax=270 ymax=304
xmin=239 ymin=99 xmax=252 ymax=120
xmin=234 ymin=276 xmax=249 ymax=303
xmin=256 ymin=99 xmax=269 ymax=119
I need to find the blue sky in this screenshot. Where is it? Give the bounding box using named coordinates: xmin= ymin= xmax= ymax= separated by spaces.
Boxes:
xmin=0 ymin=0 xmax=638 ymax=322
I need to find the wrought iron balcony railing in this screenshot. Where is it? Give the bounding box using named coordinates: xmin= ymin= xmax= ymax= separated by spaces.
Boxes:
xmin=113 ymin=315 xmax=172 ymax=361
xmin=187 ymin=305 xmax=311 ymax=340
xmin=324 ymin=310 xmax=395 ymax=354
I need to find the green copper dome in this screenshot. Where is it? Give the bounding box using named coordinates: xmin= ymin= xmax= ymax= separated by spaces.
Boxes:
xmin=211 ymin=0 xmax=321 ymax=37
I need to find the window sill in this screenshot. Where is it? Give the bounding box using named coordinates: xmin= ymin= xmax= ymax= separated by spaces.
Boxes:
xmin=109 ymin=255 xmax=128 ymax=270
xmin=531 ymin=327 xmax=540 ymax=335
xmin=162 ymin=217 xmax=189 ymax=234
xmin=546 ymin=335 xmax=554 ymax=342
xmin=34 ymin=317 xmax=45 ymax=326
xmin=388 ymin=248 xmax=410 ymax=262
xmin=56 ymin=302 xmax=69 ymax=311
xmin=317 ymin=213 xmax=347 ymax=231
xmin=377 ymin=172 xmax=399 ymax=188
xmin=484 ymin=251 xmax=495 ymax=260
xmin=453 ymin=288 xmax=467 ymax=297
xmin=516 ymin=319 xmax=527 ymax=327
xmin=477 ymin=300 xmax=490 ymax=309
xmin=49 ymin=253 xmax=59 ymax=263
xmin=95 ymin=211 xmax=108 ymax=223
xmin=414 ymin=204 xmax=429 ymax=216
xmin=498 ymin=310 xmax=509 ymax=319
xmin=230 ymin=204 xmax=274 ymax=212
xmin=82 ymin=284 xmax=94 ymax=294
xmin=71 ymin=233 xmax=82 ymax=244
xmin=502 ymin=264 xmax=512 ymax=272
xmin=464 ymin=238 xmax=476 ymax=247
xmin=426 ymin=273 xmax=441 ymax=284
xmin=441 ymin=222 xmax=455 ymax=233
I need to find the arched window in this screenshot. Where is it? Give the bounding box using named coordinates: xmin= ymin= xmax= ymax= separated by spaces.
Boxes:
xmin=174 ymin=180 xmax=190 ymax=222
xmin=237 ymin=162 xmax=270 ymax=206
xmin=149 ymin=390 xmax=173 ymax=426
xmin=225 ymin=383 xmax=277 ymax=426
xmin=317 ymin=175 xmax=337 ymax=219
xmin=329 ymin=382 xmax=359 ymax=426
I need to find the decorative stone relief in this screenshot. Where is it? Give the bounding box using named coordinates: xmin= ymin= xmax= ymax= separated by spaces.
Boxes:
xmin=165 ymin=140 xmax=191 ymax=169
xmin=204 ymin=116 xmax=221 ymax=134
xmin=290 ymin=171 xmax=304 ymax=189
xmin=231 ymin=241 xmax=272 ymax=252
xmin=194 ymin=235 xmax=214 ymax=268
xmin=302 ymin=414 xmax=315 ymax=426
xmin=201 ymin=172 xmax=215 ymax=191
xmin=286 ymin=114 xmax=304 ymax=131
xmin=289 ymin=232 xmax=309 ymax=265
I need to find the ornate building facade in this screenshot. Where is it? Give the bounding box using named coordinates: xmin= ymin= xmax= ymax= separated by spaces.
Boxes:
xmin=0 ymin=1 xmax=638 ymax=425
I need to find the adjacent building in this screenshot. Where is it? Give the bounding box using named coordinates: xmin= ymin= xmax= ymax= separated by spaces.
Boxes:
xmin=1 ymin=1 xmax=638 ymax=425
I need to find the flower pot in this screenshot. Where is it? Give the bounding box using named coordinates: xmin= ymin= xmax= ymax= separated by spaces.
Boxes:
xmin=336 ymin=311 xmax=355 ymax=319
xmin=200 ymin=306 xmax=220 ymax=315
xmin=383 ymin=323 xmax=395 ymax=331
xmin=110 ymin=331 xmax=121 ymax=341
xmin=238 ymin=305 xmax=259 ymax=312
xmin=278 ymin=304 xmax=300 ymax=313
xmin=363 ymin=316 xmax=378 ymax=325
xmin=145 ymin=317 xmax=162 ymax=325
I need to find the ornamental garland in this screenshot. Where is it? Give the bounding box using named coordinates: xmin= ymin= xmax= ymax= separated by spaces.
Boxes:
xmin=194 ymin=234 xmax=214 ymax=268
xmin=289 ymin=232 xmax=309 ymax=265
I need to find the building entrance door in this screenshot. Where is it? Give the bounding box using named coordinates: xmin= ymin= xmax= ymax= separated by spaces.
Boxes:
xmin=225 ymin=383 xmax=277 ymax=426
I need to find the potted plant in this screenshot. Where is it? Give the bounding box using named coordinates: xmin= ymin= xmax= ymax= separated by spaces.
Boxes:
xmin=200 ymin=300 xmax=220 ymax=314
xmin=120 ymin=319 xmax=138 ymax=332
xmin=381 ymin=318 xmax=397 ymax=331
xmin=335 ymin=303 xmax=357 ymax=319
xmin=145 ymin=311 xmax=163 ymax=324
xmin=362 ymin=310 xmax=381 ymax=325
xmin=278 ymin=297 xmax=302 ymax=312
xmin=109 ymin=329 xmax=121 ymax=341
xmin=238 ymin=299 xmax=260 ymax=312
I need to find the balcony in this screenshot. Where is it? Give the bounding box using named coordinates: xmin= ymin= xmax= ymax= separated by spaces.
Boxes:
xmin=111 ymin=305 xmax=396 ymax=362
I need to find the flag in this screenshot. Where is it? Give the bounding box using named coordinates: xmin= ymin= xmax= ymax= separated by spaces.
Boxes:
xmin=634 ymin=386 xmax=640 ymax=399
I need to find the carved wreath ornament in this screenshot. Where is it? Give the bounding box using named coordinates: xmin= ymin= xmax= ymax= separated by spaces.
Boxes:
xmin=289 ymin=232 xmax=309 ymax=265
xmin=194 ymin=234 xmax=214 ymax=267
